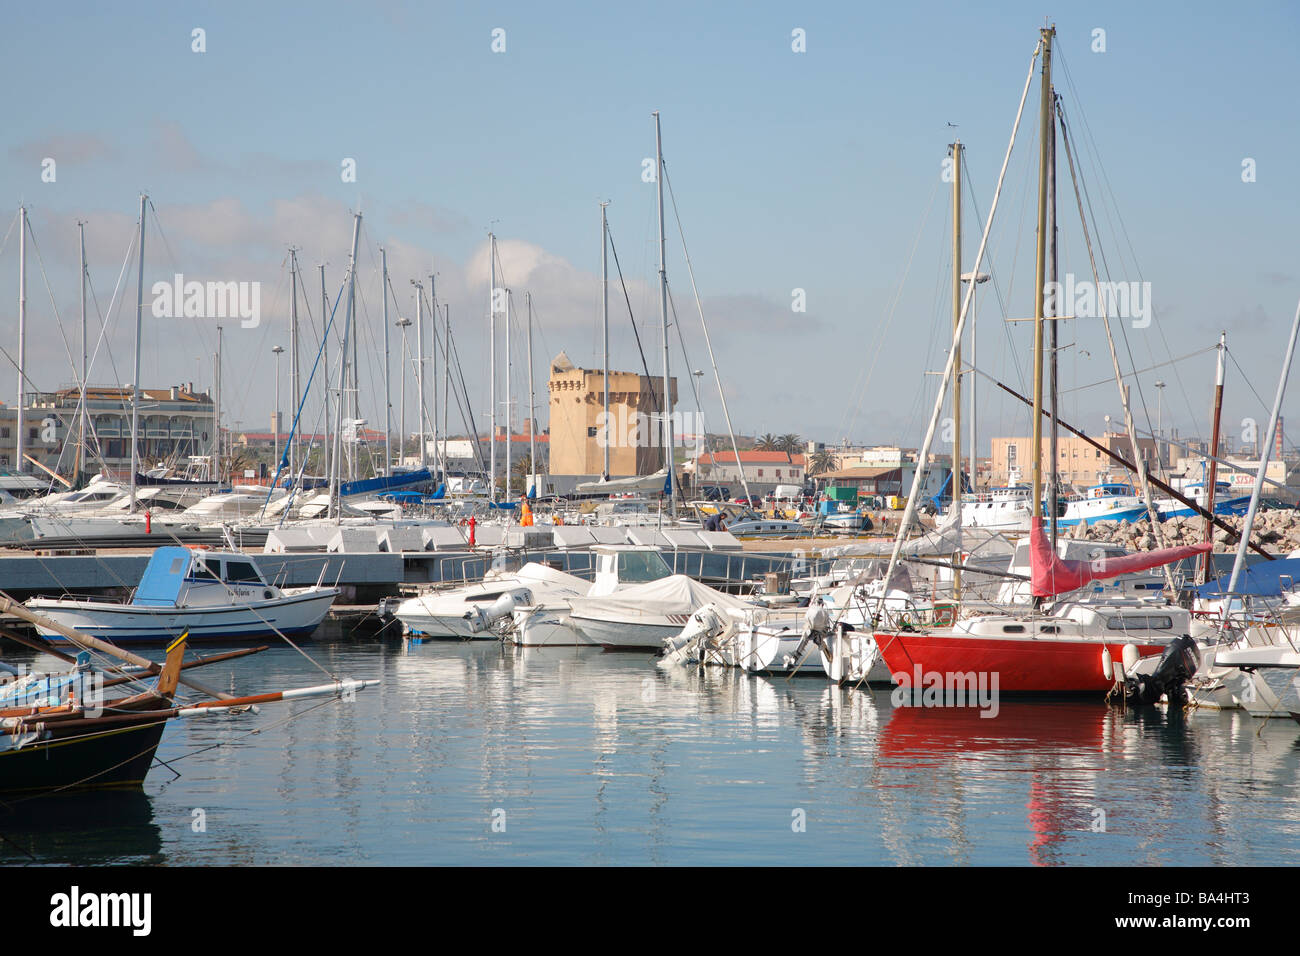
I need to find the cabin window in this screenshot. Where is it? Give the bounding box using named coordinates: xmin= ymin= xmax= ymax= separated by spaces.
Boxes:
xmin=1039 ymin=625 xmax=1059 ymax=634
xmin=169 ymin=557 xmax=184 ymax=574
xmin=193 ymin=562 xmax=219 ymax=581
xmin=1105 ymin=615 xmax=1173 ymax=630
xmin=224 ymin=561 xmax=261 ymax=583
xmin=1002 ymin=625 xmax=1026 ymax=633
xmin=617 ymin=550 xmax=672 ymax=583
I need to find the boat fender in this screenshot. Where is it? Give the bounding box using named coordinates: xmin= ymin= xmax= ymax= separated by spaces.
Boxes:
xmin=1101 ymin=646 xmax=1113 ymax=681
xmin=1121 ymin=643 xmax=1141 ymax=674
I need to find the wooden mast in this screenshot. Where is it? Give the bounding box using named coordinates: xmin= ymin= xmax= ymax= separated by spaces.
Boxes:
xmin=1030 ymin=26 xmax=1054 ymax=530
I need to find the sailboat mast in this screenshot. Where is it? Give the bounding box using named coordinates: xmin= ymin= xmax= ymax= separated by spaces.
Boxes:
xmin=214 ymin=326 xmax=222 ymax=483
xmin=443 ymin=305 xmax=450 ymax=450
xmin=289 ymin=249 xmax=300 ymax=479
xmin=381 ymin=247 xmax=391 ymax=474
xmin=130 ymin=194 xmax=146 ymax=510
xmin=415 ymin=279 xmax=426 ymax=470
xmin=1030 ymin=28 xmax=1053 ymax=524
xmin=654 ymin=111 xmax=674 ymax=515
xmin=527 ymin=291 xmax=536 ymax=497
xmin=950 ymin=139 xmax=964 ymax=597
xmin=505 ymin=288 xmax=512 ymax=502
xmin=1047 ymin=96 xmax=1060 ymax=548
xmin=78 ymin=220 xmax=88 ymax=483
xmin=489 ymin=232 xmax=497 ymax=502
xmin=331 ymin=213 xmax=362 ymax=517
xmin=320 ymin=265 xmax=331 ymax=484
xmin=601 ymin=200 xmax=610 ymax=479
xmin=1201 ymin=330 xmax=1227 ymax=583
xmin=430 ymin=273 xmax=438 ymax=480
xmin=16 ymin=205 xmax=25 ymax=475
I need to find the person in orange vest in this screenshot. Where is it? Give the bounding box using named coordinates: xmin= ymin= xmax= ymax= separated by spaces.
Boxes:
xmin=520 ymin=501 xmax=534 ymax=526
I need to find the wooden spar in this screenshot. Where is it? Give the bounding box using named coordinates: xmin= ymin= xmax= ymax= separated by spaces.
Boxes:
xmin=0 ymin=627 xmax=266 ymax=686
xmin=0 ymin=626 xmax=77 ymax=662
xmin=0 ymin=594 xmax=237 ymax=700
xmin=99 ymin=645 xmax=270 ymax=690
xmin=994 ymin=380 xmax=1274 ymax=559
xmin=175 ymin=679 xmax=379 ymax=715
xmin=23 ymin=454 xmax=73 ymax=488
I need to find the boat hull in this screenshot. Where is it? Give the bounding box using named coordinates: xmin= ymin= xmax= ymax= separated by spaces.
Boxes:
xmin=28 ymin=590 xmax=337 ymax=644
xmin=873 ymin=630 xmax=1167 ymax=693
xmin=0 ymin=717 xmax=167 ymax=795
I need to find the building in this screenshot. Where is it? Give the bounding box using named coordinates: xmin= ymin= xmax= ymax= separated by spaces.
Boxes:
xmin=0 ymin=384 xmax=214 ymax=476
xmin=548 ymin=352 xmax=678 ymax=478
xmin=694 ymin=450 xmax=805 ymax=496
xmin=989 ymin=431 xmax=1158 ymax=487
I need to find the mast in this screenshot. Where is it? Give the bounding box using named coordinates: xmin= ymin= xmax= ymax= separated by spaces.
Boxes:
xmin=331 ymin=213 xmax=362 ymax=517
xmin=654 ymin=111 xmax=674 ymax=515
xmin=16 ymin=205 xmax=25 ymax=475
xmin=429 ymin=273 xmax=438 ymax=481
xmin=320 ymin=265 xmax=331 ymax=483
xmin=443 ymin=304 xmax=450 ymax=451
xmin=505 ymin=287 xmax=512 ymax=502
xmin=1200 ymin=330 xmax=1227 ymax=584
xmin=214 ymin=326 xmax=222 ymax=483
xmin=488 ymin=232 xmax=497 ymax=502
xmin=601 ymin=200 xmax=610 ymax=479
xmin=130 ymin=194 xmax=146 ymax=509
xmin=950 ymin=139 xmax=963 ymax=598
xmin=381 ymin=247 xmax=391 ymax=474
xmin=1029 ymin=27 xmax=1053 ymax=529
xmin=1225 ymin=298 xmax=1300 ymax=599
xmin=527 ymin=291 xmax=536 ymax=497
xmin=1047 ymin=94 xmax=1060 ymax=548
xmin=414 ymin=279 xmax=426 ymax=470
xmin=289 ymin=249 xmax=300 ymax=479
xmin=78 ymin=220 xmax=88 ymax=483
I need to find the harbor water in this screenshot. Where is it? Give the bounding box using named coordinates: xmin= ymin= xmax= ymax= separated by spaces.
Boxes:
xmin=3 ymin=627 xmax=1299 ymax=866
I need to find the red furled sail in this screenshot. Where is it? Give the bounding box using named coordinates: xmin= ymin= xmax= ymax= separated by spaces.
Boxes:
xmin=1029 ymin=516 xmax=1210 ymax=598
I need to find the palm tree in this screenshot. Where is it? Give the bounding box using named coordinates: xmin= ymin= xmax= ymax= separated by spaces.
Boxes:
xmin=755 ymin=433 xmax=779 ymax=451
xmin=808 ymin=448 xmax=837 ymax=476
xmin=778 ymin=433 xmax=803 ymax=455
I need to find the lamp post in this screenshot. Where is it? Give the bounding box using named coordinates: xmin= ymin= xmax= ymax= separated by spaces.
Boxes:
xmin=396 ymin=317 xmax=412 ymax=469
xmin=272 ymin=345 xmax=284 ymax=472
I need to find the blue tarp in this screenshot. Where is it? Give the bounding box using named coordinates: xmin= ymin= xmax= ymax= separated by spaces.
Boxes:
xmin=339 ymin=468 xmax=433 ymax=499
xmin=1194 ymin=557 xmax=1300 ymax=598
xmin=132 ymin=546 xmax=192 ymax=606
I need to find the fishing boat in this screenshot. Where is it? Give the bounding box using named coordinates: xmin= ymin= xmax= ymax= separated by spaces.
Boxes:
xmin=1054 ymin=482 xmax=1151 ymax=528
xmin=24 ymin=545 xmax=339 ymax=644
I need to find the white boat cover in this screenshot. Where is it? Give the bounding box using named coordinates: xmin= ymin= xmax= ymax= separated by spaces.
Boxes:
xmin=575 ymin=469 xmax=668 ymax=494
xmin=569 ymin=574 xmax=751 ymax=621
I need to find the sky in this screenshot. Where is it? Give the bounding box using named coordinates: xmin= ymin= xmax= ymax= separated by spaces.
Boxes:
xmin=2 ymin=0 xmax=1298 ymax=461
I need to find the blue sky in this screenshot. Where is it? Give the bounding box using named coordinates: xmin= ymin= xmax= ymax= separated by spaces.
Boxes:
xmin=3 ymin=1 xmax=1298 ymax=458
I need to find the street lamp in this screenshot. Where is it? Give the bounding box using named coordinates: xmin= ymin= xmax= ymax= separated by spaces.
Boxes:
xmin=272 ymin=345 xmax=284 ymax=471
xmin=396 ymin=317 xmax=412 ymax=468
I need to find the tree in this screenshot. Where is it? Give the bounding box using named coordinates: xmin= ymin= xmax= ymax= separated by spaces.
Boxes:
xmin=778 ymin=433 xmax=803 ymax=455
xmin=808 ymin=448 xmax=837 ymax=476
xmin=755 ymin=433 xmax=779 ymax=451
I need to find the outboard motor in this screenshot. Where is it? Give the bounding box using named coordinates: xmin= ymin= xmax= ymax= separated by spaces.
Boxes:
xmin=463 ymin=590 xmax=527 ymax=635
xmin=1123 ymin=636 xmax=1201 ymax=707
xmin=665 ymin=605 xmax=726 ymax=660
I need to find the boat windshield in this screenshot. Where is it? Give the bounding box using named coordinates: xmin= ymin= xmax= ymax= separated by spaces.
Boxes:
xmin=617 ymin=550 xmax=673 ymax=583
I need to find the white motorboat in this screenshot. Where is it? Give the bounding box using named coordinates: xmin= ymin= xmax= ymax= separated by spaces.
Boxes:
xmin=567 ymin=573 xmax=753 ymax=650
xmin=25 ymin=545 xmax=338 ymax=645
xmin=396 ymin=561 xmax=589 ymax=641
xmin=509 ymin=545 xmax=674 ymax=647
